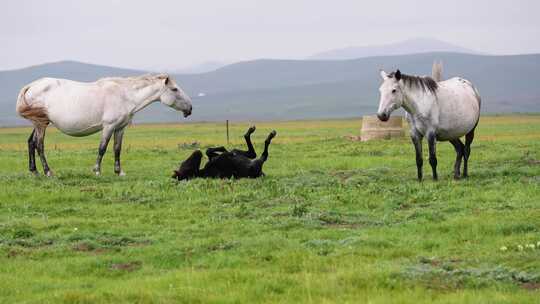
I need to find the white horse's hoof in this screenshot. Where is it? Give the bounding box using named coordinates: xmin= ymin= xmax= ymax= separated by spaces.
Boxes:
xmin=118 ymin=171 xmax=126 ymax=177
xmin=45 ymin=171 xmax=54 ymax=177
xmin=94 ymin=170 xmax=101 ymax=176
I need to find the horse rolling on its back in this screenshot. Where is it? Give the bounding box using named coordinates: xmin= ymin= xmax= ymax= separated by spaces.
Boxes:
xmin=16 ymin=74 xmax=193 ymax=176
xmin=172 ymin=126 xmax=277 ymax=180
xmin=377 ymin=62 xmax=481 ymax=180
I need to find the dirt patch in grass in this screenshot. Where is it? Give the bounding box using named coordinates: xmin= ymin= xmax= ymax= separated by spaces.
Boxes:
xmin=109 ymin=261 xmax=142 ymax=272
xmin=522 ymin=151 xmax=540 ymax=165
xmin=318 ymin=211 xmax=380 ymax=228
xmin=72 ymin=242 xmax=108 ymax=254
xmin=6 ymin=248 xmax=25 ymax=258
xmin=521 ymin=282 xmax=540 ymax=290
xmin=207 ymin=241 xmax=238 ymax=252
xmin=322 ymin=222 xmax=363 ymax=229
xmin=80 ymin=186 xmax=98 ymax=192
xmin=403 ymin=258 xmax=540 ymax=290
xmin=69 ymin=232 xmax=152 ymax=249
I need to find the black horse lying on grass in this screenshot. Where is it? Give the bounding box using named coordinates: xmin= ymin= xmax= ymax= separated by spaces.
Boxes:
xmin=172 ymin=126 xmax=277 ymax=180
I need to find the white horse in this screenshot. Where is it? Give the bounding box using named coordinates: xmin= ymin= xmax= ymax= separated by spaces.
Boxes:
xmin=16 ymin=74 xmax=192 ymax=176
xmin=377 ymin=63 xmax=481 ymax=180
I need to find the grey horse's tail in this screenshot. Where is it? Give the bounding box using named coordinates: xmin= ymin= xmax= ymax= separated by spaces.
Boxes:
xmin=432 ymin=61 xmax=443 ymax=82
xmin=16 ymin=84 xmax=50 ymax=127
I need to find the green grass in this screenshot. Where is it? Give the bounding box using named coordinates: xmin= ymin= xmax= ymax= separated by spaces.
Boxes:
xmin=0 ymin=116 xmax=539 ymax=303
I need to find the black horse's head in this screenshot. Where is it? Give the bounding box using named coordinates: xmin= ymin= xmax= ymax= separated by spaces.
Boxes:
xmin=172 ymin=150 xmax=203 ymax=180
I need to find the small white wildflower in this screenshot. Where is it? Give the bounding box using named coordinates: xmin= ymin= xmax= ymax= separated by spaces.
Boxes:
xmin=73 ymin=227 xmax=78 ymax=231
xmin=530 ymin=244 xmax=536 ymax=250
xmin=517 ymin=245 xmax=524 ymax=251
xmin=537 ymin=241 xmax=540 ymax=247
xmin=500 ymin=246 xmax=508 ymax=252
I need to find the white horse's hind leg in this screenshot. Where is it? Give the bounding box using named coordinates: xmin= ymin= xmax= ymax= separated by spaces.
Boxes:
xmin=449 ymin=139 xmax=465 ymax=179
xmin=35 ymin=125 xmax=53 ymax=176
xmin=27 ymin=129 xmax=38 ymax=174
xmin=463 ymin=129 xmax=475 ymax=178
xmin=93 ymin=126 xmax=114 ymax=176
xmin=113 ymin=128 xmax=126 ymax=176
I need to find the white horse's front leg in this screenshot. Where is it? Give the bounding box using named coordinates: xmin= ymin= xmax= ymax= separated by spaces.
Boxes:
xmin=427 ymin=131 xmax=438 ymax=180
xmin=411 ymin=134 xmax=423 ymax=181
xmin=93 ymin=125 xmax=115 ymax=176
xmin=113 ymin=128 xmax=126 ymax=176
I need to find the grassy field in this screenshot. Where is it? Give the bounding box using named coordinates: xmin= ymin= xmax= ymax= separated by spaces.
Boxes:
xmin=0 ymin=115 xmax=539 ymax=303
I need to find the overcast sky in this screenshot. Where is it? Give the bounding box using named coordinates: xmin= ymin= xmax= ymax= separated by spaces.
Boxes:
xmin=1 ymin=0 xmax=539 ymax=71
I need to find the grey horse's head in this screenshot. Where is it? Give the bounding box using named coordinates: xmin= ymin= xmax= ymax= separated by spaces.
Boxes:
xmin=157 ymin=74 xmax=193 ymax=117
xmin=377 ymin=70 xmax=404 ymax=122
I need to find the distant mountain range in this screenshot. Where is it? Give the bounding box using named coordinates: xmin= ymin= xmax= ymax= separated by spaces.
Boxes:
xmin=309 ymin=38 xmax=480 ymax=60
xmin=1 ymin=52 xmax=539 ymax=126
xmin=173 ymin=61 xmax=228 ymax=74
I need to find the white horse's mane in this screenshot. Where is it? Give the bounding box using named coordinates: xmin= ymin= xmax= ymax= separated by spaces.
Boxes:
xmin=97 ymin=74 xmax=169 ymax=89
xmin=97 ymin=73 xmax=167 ymax=83
xmin=389 ymin=71 xmax=439 ymax=95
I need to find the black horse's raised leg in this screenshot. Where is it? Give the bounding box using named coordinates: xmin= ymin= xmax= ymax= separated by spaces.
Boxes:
xmin=243 ymin=125 xmax=257 ymax=159
xmin=260 ymin=130 xmax=276 ymax=162
xmin=206 ymin=146 xmax=228 ymax=159
xmin=249 ymin=130 xmax=277 ymax=177
xmin=427 ymin=132 xmax=438 ymax=180
xmin=27 ymin=129 xmax=37 ymax=174
xmin=449 ymin=138 xmax=464 ymax=179
xmin=232 ymin=125 xmax=257 ymax=159
xmin=411 ymin=135 xmax=423 ymax=181
xmin=463 ymin=129 xmax=475 ymax=178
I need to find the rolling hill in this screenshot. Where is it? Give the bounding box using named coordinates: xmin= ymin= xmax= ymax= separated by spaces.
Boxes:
xmin=1 ymin=52 xmax=539 ymax=126
xmin=309 ymin=38 xmax=480 ymax=60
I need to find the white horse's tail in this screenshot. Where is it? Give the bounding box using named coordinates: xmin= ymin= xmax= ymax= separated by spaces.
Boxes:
xmin=16 ymin=84 xmax=50 ymax=127
xmin=432 ymin=61 xmax=443 ymax=82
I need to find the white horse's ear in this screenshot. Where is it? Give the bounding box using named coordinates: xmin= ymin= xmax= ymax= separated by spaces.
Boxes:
xmin=380 ymin=70 xmax=388 ymax=80
xmin=395 ymin=70 xmax=402 ymax=81
xmin=156 ymin=74 xmax=170 ymax=85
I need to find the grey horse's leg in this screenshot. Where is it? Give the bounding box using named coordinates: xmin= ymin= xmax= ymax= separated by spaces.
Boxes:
xmin=27 ymin=129 xmax=37 ymax=174
xmin=463 ymin=129 xmax=475 ymax=178
xmin=449 ymin=139 xmax=464 ymax=179
xmin=411 ymin=135 xmax=423 ymax=181
xmin=35 ymin=125 xmax=53 ymax=176
xmin=427 ymin=132 xmax=438 ymax=180
xmin=113 ymin=128 xmax=125 ymax=176
xmin=93 ymin=126 xmax=114 ymax=176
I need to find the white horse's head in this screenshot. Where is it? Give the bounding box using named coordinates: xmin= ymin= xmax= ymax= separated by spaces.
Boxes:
xmin=377 ymin=70 xmax=404 ymax=122
xmin=157 ymin=74 xmax=193 ymax=117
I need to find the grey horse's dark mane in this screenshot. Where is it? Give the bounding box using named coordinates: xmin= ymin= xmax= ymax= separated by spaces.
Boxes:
xmin=389 ymin=72 xmax=438 ymax=94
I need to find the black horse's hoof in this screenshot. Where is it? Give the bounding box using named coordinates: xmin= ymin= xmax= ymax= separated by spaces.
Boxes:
xmin=246 ymin=125 xmax=256 ymax=136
